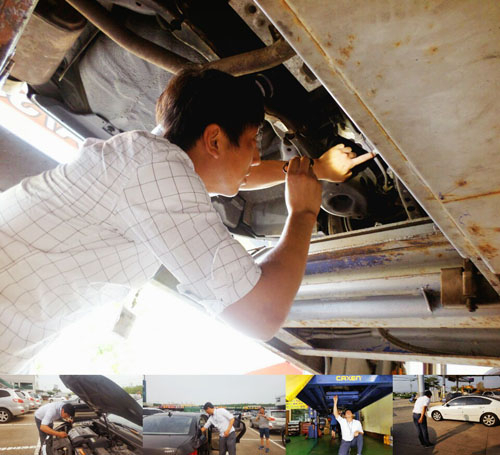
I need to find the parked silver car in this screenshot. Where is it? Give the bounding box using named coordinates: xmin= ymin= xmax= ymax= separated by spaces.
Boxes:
xmin=0 ymin=388 xmax=27 ymax=423
xmin=16 ymin=390 xmax=36 ymax=411
xmin=251 ymin=410 xmax=286 ymax=433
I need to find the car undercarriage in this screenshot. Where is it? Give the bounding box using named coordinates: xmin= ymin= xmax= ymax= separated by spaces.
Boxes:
xmin=2 ymin=0 xmax=500 ymax=372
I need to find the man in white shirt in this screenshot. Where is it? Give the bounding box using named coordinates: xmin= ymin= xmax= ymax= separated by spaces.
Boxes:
xmin=201 ymin=402 xmax=236 ymax=455
xmin=0 ymin=68 xmax=374 ymax=372
xmin=333 ymin=395 xmax=364 ymax=455
xmin=34 ymin=402 xmax=75 ymax=446
xmin=412 ymin=391 xmax=434 ymax=448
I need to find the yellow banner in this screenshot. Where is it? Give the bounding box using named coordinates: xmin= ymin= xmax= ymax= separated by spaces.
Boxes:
xmin=286 ymin=398 xmax=309 ymax=410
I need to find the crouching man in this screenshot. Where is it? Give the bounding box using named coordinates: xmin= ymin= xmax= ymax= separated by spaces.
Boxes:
xmin=333 ymin=395 xmax=364 ymax=455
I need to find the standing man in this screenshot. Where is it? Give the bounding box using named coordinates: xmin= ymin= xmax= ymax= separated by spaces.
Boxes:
xmin=34 ymin=402 xmax=75 ymax=446
xmin=412 ymin=391 xmax=434 ymax=448
xmin=255 ymin=407 xmax=273 ymax=453
xmin=201 ymin=402 xmax=236 ymax=455
xmin=333 ymin=396 xmax=363 ymax=455
xmin=0 ymin=68 xmax=374 ymax=372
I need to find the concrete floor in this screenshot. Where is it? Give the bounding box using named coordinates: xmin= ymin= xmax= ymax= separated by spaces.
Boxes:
xmin=393 ymin=399 xmax=500 ymax=455
xmin=286 ymin=434 xmax=392 ymax=455
xmin=0 ymin=412 xmax=39 ymax=455
xmin=239 ymin=424 xmax=286 ymax=455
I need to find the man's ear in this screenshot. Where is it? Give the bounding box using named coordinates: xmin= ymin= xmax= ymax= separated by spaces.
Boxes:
xmin=203 ymin=124 xmax=222 ymax=159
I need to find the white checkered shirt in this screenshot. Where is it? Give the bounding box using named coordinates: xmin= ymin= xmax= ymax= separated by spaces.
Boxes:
xmin=0 ymin=130 xmax=262 ymax=372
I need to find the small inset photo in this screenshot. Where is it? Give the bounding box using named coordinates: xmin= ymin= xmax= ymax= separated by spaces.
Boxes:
xmin=393 ymin=375 xmax=500 ymax=454
xmin=0 ymin=374 xmax=143 ymax=455
xmin=285 ymin=375 xmax=393 ymax=455
xmin=142 ymin=375 xmax=286 ymax=455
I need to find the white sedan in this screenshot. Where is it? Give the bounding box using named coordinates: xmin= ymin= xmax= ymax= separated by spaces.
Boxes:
xmin=428 ymin=396 xmax=500 ymax=427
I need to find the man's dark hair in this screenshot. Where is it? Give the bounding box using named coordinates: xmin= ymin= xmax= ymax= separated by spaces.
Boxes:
xmin=62 ymin=403 xmax=75 ymax=417
xmin=424 ymin=391 xmax=432 ymax=398
xmin=203 ymin=402 xmax=214 ymax=411
xmin=156 ymin=68 xmax=265 ymax=152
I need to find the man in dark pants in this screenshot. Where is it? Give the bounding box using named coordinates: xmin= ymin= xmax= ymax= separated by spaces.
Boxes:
xmin=333 ymin=396 xmax=363 ymax=455
xmin=412 ymin=391 xmax=434 ymax=448
xmin=34 ymin=402 xmax=75 ymax=446
xmin=202 ymin=402 xmax=236 ymax=455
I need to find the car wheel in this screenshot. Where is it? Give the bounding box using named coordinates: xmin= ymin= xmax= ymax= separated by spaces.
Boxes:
xmin=0 ymin=408 xmax=13 ymax=423
xmin=481 ymin=413 xmax=498 ymax=427
xmin=431 ymin=411 xmax=442 ymax=421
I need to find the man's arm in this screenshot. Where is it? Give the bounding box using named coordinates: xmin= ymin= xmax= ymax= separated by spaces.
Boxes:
xmin=201 ymin=418 xmax=212 ymax=433
xmin=333 ymin=396 xmax=340 ymax=419
xmin=224 ymin=418 xmax=235 ymax=438
xmin=241 ymin=144 xmax=374 ymax=191
xmin=40 ymin=425 xmax=67 ymax=438
xmin=418 ymin=406 xmax=428 ymax=424
xmin=220 ymin=157 xmax=322 ymax=340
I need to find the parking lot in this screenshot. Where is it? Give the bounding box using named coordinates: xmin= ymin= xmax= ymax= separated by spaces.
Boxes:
xmin=393 ymin=399 xmax=500 ymax=455
xmin=238 ymin=420 xmax=285 ymax=455
xmin=0 ymin=412 xmax=39 ymax=455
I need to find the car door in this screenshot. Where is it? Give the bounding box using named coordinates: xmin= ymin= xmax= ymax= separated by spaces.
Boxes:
xmin=462 ymin=397 xmax=492 ymax=422
xmin=442 ymin=397 xmax=469 ymax=420
xmin=209 ymin=414 xmax=246 ymax=451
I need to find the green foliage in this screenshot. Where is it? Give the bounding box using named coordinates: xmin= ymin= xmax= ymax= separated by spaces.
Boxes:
xmin=424 ymin=376 xmax=440 ymax=390
xmin=123 ymin=385 xmax=143 ymax=395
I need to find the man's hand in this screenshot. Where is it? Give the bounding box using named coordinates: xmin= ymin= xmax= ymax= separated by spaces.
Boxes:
xmin=57 ymin=432 xmax=68 ymax=438
xmin=223 ymin=430 xmax=230 ymax=438
xmin=418 ymin=417 xmax=423 ymax=424
xmin=314 ymin=144 xmax=375 ymax=182
xmin=285 ymin=156 xmax=322 ymax=217
xmin=333 ymin=395 xmax=338 ymax=404
xmin=353 ymin=431 xmax=359 ymax=437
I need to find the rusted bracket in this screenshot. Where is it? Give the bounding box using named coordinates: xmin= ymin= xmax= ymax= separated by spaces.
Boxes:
xmin=441 ymin=259 xmax=477 ymax=312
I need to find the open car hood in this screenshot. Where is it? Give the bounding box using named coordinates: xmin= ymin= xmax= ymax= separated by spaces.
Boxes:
xmin=60 ymin=375 xmax=142 ymax=427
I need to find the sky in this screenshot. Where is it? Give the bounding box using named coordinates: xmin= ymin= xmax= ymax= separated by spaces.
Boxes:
xmin=393 ymin=375 xmax=500 ymax=393
xmin=145 ymin=375 xmax=285 ymax=404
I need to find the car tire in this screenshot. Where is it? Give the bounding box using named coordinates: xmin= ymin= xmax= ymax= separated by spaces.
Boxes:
xmin=481 ymin=413 xmax=498 ymax=427
xmin=0 ymin=408 xmax=13 ymax=423
xmin=431 ymin=411 xmax=442 ymax=421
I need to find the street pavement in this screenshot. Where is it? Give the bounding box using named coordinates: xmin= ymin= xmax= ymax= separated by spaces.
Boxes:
xmin=239 ymin=421 xmax=285 ymax=455
xmin=393 ymin=398 xmax=500 ymax=455
xmin=0 ymin=412 xmax=39 ymax=455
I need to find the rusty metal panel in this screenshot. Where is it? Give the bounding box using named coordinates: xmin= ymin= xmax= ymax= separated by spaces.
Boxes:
xmin=256 ymin=0 xmax=500 ymax=294
xmin=292 ymin=348 xmax=500 ymax=368
xmin=10 ymin=10 xmax=86 ymax=85
xmin=0 ymin=0 xmax=38 ymax=85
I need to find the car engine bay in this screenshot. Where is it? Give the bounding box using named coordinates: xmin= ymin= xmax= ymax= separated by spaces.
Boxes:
xmin=47 ymin=420 xmax=141 ymax=455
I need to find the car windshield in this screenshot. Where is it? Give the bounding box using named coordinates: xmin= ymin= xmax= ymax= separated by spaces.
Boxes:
xmin=270 ymin=411 xmax=286 ymax=419
xmin=144 ymin=415 xmax=195 ymax=435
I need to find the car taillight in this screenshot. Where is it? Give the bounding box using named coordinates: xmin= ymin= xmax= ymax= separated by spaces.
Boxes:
xmin=188 ymin=451 xmax=197 ymax=455
xmin=30 ymin=398 xmax=34 ymax=401
xmin=13 ymin=398 xmax=24 ymax=403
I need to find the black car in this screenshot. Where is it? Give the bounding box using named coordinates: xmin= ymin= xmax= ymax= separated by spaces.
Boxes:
xmin=43 ymin=375 xmax=142 ymax=455
xmin=143 ymin=411 xmax=246 ymax=455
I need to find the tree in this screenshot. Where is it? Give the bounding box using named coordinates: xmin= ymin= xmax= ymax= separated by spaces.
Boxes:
xmin=123 ymin=385 xmax=143 ymax=395
xmin=425 ymin=376 xmax=440 ymax=390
